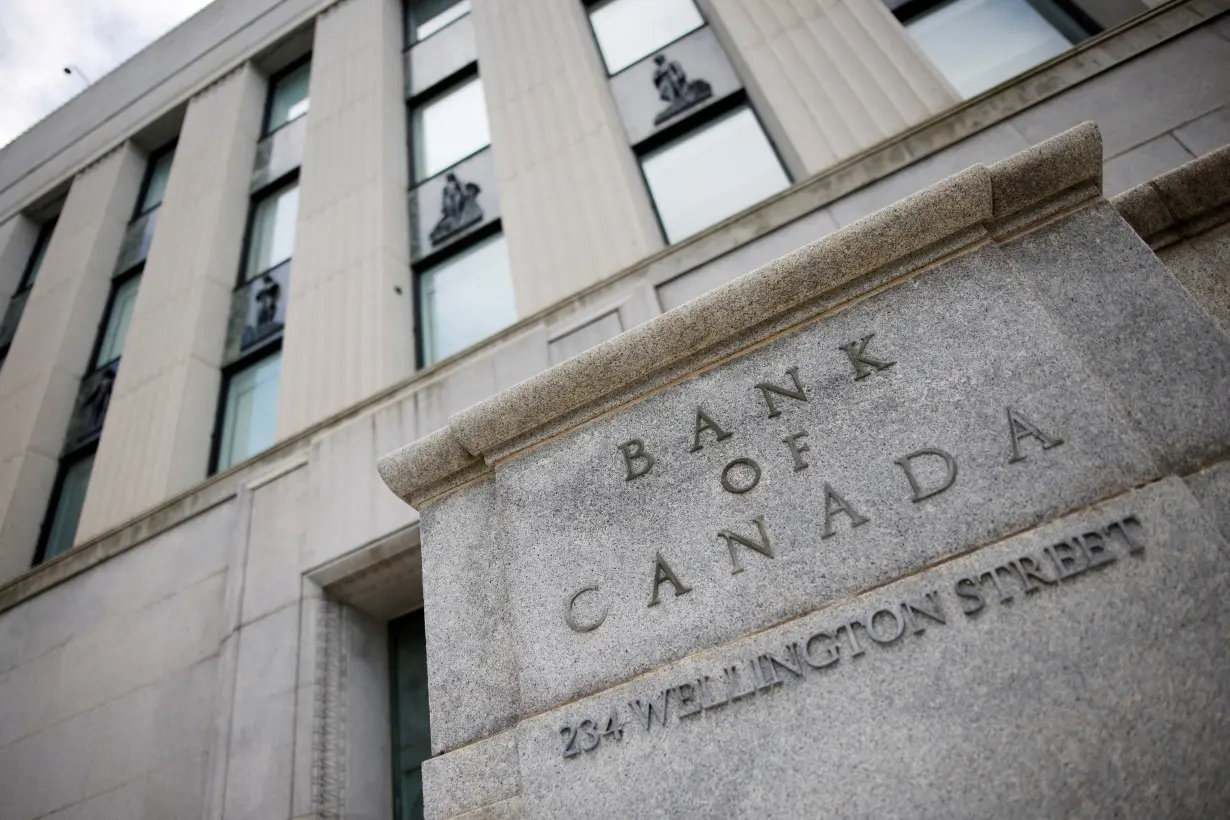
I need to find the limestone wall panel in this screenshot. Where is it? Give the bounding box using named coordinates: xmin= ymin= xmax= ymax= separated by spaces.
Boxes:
xmin=277 ymin=0 xmax=415 ymax=437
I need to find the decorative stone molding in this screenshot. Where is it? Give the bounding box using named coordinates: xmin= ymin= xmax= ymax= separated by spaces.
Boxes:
xmin=311 ymin=596 xmax=347 ymax=820
xmin=1112 ymin=144 xmax=1230 ymax=250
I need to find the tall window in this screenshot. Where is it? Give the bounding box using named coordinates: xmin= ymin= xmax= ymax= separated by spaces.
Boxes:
xmin=405 ymin=6 xmax=516 ymax=367
xmin=38 ymin=454 xmax=95 ymax=563
xmin=411 ymin=77 xmax=491 ymax=183
xmin=134 ymin=142 xmax=176 ymax=217
xmin=265 ymin=59 xmax=312 ymax=135
xmin=214 ymin=179 xmax=297 ymax=473
xmin=216 ymin=351 xmax=282 ymax=471
xmin=589 ymin=0 xmax=704 ymax=73
xmin=20 ymin=219 xmax=55 ymax=291
xmin=585 ymin=0 xmax=790 ymax=243
xmin=243 ymin=180 xmax=299 ymax=282
xmin=419 ymin=233 xmax=516 ymax=363
xmin=36 ymin=272 xmax=141 ymax=564
xmin=390 ymin=611 xmax=431 ymax=820
xmin=405 ymin=0 xmax=471 ymax=44
xmin=895 ymin=0 xmax=1095 ymax=98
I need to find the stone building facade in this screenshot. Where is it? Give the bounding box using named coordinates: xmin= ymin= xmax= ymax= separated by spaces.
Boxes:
xmin=0 ymin=0 xmax=1227 ymax=818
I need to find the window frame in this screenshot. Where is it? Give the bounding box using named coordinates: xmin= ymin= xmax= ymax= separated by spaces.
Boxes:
xmin=132 ymin=141 xmax=178 ymax=220
xmin=209 ymin=343 xmax=284 ymax=475
xmin=892 ymin=0 xmax=1098 ymax=44
xmin=584 ymin=0 xmax=707 ymax=77
xmin=88 ymin=267 xmax=143 ymax=374
xmin=237 ymin=172 xmax=301 ymax=287
xmin=404 ymin=0 xmax=473 ymax=48
xmin=261 ymin=55 xmax=313 ymax=138
xmin=412 ymin=219 xmax=513 ymax=368
xmin=17 ymin=218 xmax=57 ymax=294
xmin=32 ymin=444 xmax=97 ymax=567
xmin=406 ymin=66 xmax=489 ymax=186
xmin=630 ymin=90 xmax=792 ymax=245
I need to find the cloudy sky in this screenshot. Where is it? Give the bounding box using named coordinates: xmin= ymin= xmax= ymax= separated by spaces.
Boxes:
xmin=0 ymin=0 xmax=214 ymax=148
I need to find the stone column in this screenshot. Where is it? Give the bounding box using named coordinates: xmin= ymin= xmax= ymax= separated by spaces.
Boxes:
xmin=76 ymin=65 xmax=266 ymax=542
xmin=276 ymin=0 xmax=415 ymax=438
xmin=703 ymin=0 xmax=959 ymax=175
xmin=0 ymin=144 xmax=143 ymax=579
xmin=0 ymin=215 xmax=38 ymax=315
xmin=472 ymin=0 xmax=665 ymax=318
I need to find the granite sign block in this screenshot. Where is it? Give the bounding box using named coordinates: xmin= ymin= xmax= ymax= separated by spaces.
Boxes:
xmin=494 ymin=236 xmax=1171 ymax=717
xmin=379 ymin=126 xmax=1230 ymax=817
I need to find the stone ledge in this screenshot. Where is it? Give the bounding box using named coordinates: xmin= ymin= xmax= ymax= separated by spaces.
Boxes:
xmin=378 ymin=124 xmax=1104 ymax=507
xmin=1111 ymin=144 xmax=1230 ymax=249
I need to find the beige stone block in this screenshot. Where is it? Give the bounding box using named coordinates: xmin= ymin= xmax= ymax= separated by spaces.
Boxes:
xmin=241 ymin=466 xmax=309 ymax=624
xmin=0 ymin=644 xmax=64 ymax=749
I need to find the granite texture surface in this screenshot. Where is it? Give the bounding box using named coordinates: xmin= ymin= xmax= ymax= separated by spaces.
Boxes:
xmin=1112 ymin=143 xmax=1230 ymax=247
xmin=421 ymin=729 xmax=520 ymax=820
xmin=511 ymin=478 xmax=1230 ymax=818
xmin=488 ymin=225 xmax=1206 ymax=719
xmin=1002 ymin=202 xmax=1230 ymax=475
xmin=1157 ymin=223 xmax=1230 ymax=334
xmin=1186 ymin=458 xmax=1230 ymax=543
xmin=419 ymin=478 xmax=521 ymax=755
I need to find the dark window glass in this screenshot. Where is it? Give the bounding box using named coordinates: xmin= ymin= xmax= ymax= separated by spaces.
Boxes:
xmin=266 ymin=61 xmax=311 ymax=134
xmin=640 ymin=106 xmax=789 ymax=243
xmin=217 ymin=351 xmax=282 ymax=471
xmin=407 ymin=0 xmax=471 ymax=43
xmin=40 ymin=453 xmax=95 ymax=563
xmin=390 ymin=611 xmax=431 ymax=820
xmin=95 ymin=275 xmax=141 ymax=368
xmin=903 ymin=0 xmax=1078 ymax=98
xmin=589 ymin=0 xmax=704 ymax=74
xmin=244 ymin=182 xmax=300 ymax=282
xmin=20 ymin=219 xmax=56 ymax=290
xmin=137 ymin=146 xmax=176 ymax=215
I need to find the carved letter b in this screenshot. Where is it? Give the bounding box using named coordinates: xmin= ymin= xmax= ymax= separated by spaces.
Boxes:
xmin=618 ymin=439 xmax=655 ymax=481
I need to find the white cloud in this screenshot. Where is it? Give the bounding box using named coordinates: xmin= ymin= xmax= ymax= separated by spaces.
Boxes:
xmin=0 ymin=0 xmax=214 ymax=148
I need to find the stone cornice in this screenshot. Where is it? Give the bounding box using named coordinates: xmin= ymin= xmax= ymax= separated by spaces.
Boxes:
xmin=1111 ymin=144 xmax=1230 ymax=250
xmin=378 ymin=124 xmax=1105 ymax=507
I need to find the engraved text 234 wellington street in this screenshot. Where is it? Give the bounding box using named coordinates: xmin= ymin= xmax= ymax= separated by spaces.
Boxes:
xmin=558 ymin=514 xmax=1146 ymax=759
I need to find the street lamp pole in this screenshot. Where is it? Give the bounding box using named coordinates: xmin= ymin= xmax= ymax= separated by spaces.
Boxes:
xmin=63 ymin=65 xmax=92 ymax=88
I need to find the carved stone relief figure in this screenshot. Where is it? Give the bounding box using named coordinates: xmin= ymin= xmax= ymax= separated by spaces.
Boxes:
xmin=430 ymin=172 xmax=484 ymax=245
xmin=242 ymin=273 xmax=283 ymax=350
xmin=81 ymin=366 xmax=116 ymax=437
xmin=652 ymin=53 xmax=712 ymax=125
